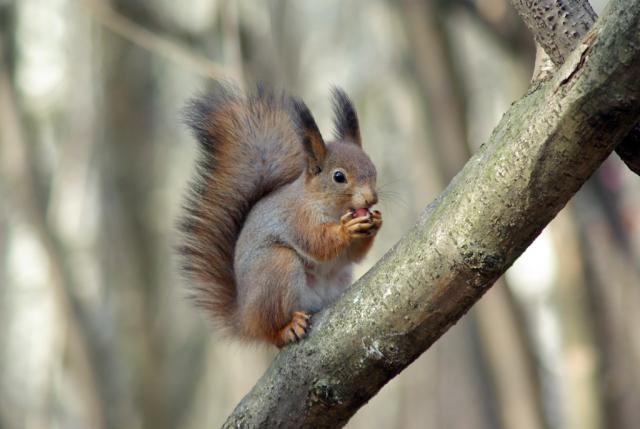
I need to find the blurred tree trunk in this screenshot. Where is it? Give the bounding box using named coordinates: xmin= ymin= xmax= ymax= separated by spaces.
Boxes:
xmin=0 ymin=4 xmax=108 ymax=427
xmin=98 ymin=8 xmax=170 ymax=428
xmin=550 ymin=206 xmax=604 ymax=429
xmin=575 ymin=180 xmax=640 ymax=429
xmin=399 ymin=0 xmax=468 ymax=183
xmin=474 ymin=282 xmax=549 ymax=429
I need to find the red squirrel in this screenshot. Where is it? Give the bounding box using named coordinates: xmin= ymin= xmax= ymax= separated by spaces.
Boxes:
xmin=178 ymin=83 xmax=381 ymax=347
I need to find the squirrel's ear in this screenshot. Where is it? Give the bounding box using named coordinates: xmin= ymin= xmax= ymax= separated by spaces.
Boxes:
xmin=292 ymin=98 xmax=327 ymax=174
xmin=331 ymin=87 xmax=361 ymax=147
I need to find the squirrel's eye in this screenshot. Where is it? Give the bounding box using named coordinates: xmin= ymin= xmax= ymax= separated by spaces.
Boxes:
xmin=333 ymin=171 xmax=347 ymax=184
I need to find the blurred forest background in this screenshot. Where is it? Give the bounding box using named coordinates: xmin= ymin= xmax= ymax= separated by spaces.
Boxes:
xmin=1 ymin=0 xmax=640 ymax=428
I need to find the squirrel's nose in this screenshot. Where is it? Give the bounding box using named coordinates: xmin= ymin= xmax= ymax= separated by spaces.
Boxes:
xmin=365 ymin=190 xmax=378 ymax=207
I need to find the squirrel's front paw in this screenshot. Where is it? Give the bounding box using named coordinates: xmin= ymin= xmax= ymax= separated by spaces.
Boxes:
xmin=340 ymin=210 xmax=381 ymax=239
xmin=370 ymin=210 xmax=383 ymax=232
xmin=276 ymin=311 xmax=311 ymax=347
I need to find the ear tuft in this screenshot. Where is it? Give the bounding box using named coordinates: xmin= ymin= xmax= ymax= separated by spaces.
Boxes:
xmin=291 ymin=98 xmax=326 ymax=173
xmin=331 ymin=87 xmax=361 ymax=146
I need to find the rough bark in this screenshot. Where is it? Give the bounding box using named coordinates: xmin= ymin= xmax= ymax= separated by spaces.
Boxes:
xmin=510 ymin=0 xmax=596 ymax=65
xmin=223 ymin=1 xmax=640 ymax=426
xmin=510 ymin=0 xmax=640 ymax=175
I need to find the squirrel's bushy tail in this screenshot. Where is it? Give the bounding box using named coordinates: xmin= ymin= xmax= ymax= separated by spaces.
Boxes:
xmin=178 ymin=83 xmax=305 ymax=330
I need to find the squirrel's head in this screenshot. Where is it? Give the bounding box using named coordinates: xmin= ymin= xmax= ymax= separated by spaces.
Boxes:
xmin=293 ymin=89 xmax=377 ymax=217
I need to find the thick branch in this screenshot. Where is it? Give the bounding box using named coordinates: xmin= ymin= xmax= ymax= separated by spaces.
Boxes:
xmin=510 ymin=0 xmax=640 ymax=175
xmin=224 ymin=1 xmax=640 ymax=426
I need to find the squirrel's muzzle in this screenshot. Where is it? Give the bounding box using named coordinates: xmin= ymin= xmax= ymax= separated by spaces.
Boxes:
xmin=356 ymin=187 xmax=378 ymax=208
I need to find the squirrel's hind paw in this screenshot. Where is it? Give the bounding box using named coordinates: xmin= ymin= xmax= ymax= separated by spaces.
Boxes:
xmin=276 ymin=311 xmax=311 ymax=348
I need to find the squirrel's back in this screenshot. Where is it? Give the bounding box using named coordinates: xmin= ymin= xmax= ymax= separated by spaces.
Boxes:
xmin=178 ymin=83 xmax=305 ymax=329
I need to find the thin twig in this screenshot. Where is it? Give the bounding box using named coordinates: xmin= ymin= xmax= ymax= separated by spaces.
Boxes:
xmin=81 ymin=0 xmax=226 ymax=79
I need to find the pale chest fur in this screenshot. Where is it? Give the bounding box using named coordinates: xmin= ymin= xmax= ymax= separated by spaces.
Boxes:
xmin=298 ymin=254 xmax=353 ymax=313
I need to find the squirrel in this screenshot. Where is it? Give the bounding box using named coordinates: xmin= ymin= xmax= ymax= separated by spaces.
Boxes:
xmin=178 ymin=82 xmax=381 ymax=347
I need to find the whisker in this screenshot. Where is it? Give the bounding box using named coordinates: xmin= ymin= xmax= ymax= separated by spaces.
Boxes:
xmin=377 ymin=190 xmax=409 ymax=211
xmin=378 ymin=177 xmax=409 ymax=190
xmin=377 ymin=178 xmax=406 ymax=190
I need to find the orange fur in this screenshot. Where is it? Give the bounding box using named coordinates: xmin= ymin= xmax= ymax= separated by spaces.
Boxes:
xmin=347 ymin=236 xmax=376 ymax=262
xmin=294 ymin=220 xmax=352 ymax=261
xmin=237 ymin=246 xmax=301 ymax=343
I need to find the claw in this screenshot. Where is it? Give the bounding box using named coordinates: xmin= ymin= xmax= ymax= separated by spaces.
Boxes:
xmin=345 ymin=215 xmax=372 ymax=227
xmin=340 ymin=212 xmax=355 ymax=224
xmin=349 ymin=220 xmax=375 ymax=232
xmin=277 ymin=311 xmax=311 ymax=347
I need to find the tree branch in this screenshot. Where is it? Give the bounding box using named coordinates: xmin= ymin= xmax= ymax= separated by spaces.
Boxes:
xmin=81 ymin=0 xmax=226 ymax=79
xmin=510 ymin=0 xmax=596 ymax=65
xmin=223 ymin=0 xmax=640 ymax=426
xmin=510 ymin=0 xmax=640 ymax=175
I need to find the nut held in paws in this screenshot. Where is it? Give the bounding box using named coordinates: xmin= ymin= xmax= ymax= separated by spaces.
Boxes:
xmin=353 ymin=208 xmax=370 ymax=218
